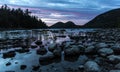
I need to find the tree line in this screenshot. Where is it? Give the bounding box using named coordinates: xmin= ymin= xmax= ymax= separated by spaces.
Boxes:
xmin=0 ymin=4 xmax=47 ymax=29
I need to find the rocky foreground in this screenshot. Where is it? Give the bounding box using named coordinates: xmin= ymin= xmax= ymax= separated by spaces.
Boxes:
xmin=0 ymin=29 xmax=120 ymax=72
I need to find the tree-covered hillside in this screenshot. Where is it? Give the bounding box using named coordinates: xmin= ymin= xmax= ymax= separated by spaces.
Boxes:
xmin=0 ymin=5 xmax=47 ymax=29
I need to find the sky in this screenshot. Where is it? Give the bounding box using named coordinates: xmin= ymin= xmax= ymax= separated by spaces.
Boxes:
xmin=0 ymin=0 xmax=120 ymax=26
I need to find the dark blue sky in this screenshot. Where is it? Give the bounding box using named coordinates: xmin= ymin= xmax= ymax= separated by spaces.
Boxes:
xmin=0 ymin=0 xmax=120 ymax=26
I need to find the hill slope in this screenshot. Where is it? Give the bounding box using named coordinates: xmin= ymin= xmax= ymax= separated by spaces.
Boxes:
xmin=84 ymin=8 xmax=120 ymax=28
xmin=50 ymin=21 xmax=78 ymax=28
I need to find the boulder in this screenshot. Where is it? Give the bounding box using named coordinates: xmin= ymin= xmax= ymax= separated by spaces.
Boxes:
xmin=98 ymin=48 xmax=113 ymax=57
xmin=32 ymin=65 xmax=40 ymax=71
xmin=16 ymin=49 xmax=30 ymax=53
xmin=3 ymin=51 xmax=16 ymax=58
xmin=85 ymin=46 xmax=96 ymax=55
xmin=39 ymin=52 xmax=55 ymax=65
xmin=53 ymin=48 xmax=62 ymax=57
xmin=6 ymin=62 xmax=11 ymax=66
xmin=64 ymin=46 xmax=80 ymax=56
xmin=20 ymin=65 xmax=27 ymax=70
xmin=31 ymin=45 xmax=37 ymax=49
xmin=95 ymin=43 xmax=108 ymax=48
xmin=115 ymin=63 xmax=120 ymax=69
xmin=84 ymin=61 xmax=100 ymax=72
xmin=48 ymin=43 xmax=57 ymax=52
xmin=35 ymin=40 xmax=42 ymax=45
xmin=107 ymin=55 xmax=120 ymax=64
xmin=111 ymin=44 xmax=120 ymax=54
xmin=36 ymin=47 xmax=47 ymax=55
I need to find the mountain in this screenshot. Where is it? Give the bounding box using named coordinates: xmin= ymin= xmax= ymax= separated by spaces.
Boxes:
xmin=84 ymin=8 xmax=120 ymax=28
xmin=50 ymin=21 xmax=78 ymax=28
xmin=0 ymin=5 xmax=47 ymax=29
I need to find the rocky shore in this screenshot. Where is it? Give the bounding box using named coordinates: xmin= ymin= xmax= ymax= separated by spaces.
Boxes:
xmin=0 ymin=29 xmax=120 ymax=72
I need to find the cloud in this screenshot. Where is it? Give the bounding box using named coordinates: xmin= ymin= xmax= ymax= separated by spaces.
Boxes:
xmin=0 ymin=0 xmax=120 ymax=26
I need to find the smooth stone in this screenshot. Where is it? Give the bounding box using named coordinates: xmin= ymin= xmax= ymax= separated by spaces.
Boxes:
xmin=84 ymin=61 xmax=100 ymax=72
xmin=98 ymin=48 xmax=113 ymax=56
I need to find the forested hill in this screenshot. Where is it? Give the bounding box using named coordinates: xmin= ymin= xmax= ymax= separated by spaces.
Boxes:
xmin=0 ymin=5 xmax=47 ymax=29
xmin=84 ymin=8 xmax=120 ymax=28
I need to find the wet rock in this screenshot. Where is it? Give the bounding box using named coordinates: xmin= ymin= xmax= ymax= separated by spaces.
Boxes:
xmin=21 ymin=45 xmax=29 ymax=49
xmin=48 ymin=43 xmax=57 ymax=52
xmin=35 ymin=40 xmax=42 ymax=45
xmin=39 ymin=52 xmax=54 ymax=65
xmin=78 ymin=55 xmax=88 ymax=64
xmin=107 ymin=55 xmax=120 ymax=64
xmin=85 ymin=46 xmax=97 ymax=55
xmin=32 ymin=65 xmax=40 ymax=71
xmin=84 ymin=61 xmax=100 ymax=72
xmin=95 ymin=43 xmax=108 ymax=48
xmin=20 ymin=65 xmax=27 ymax=70
xmin=109 ymin=70 xmax=120 ymax=72
xmin=111 ymin=44 xmax=120 ymax=54
xmin=6 ymin=62 xmax=11 ymax=66
xmin=3 ymin=51 xmax=16 ymax=58
xmin=64 ymin=46 xmax=80 ymax=56
xmin=53 ymin=48 xmax=62 ymax=57
xmin=115 ymin=63 xmax=120 ymax=69
xmin=31 ymin=45 xmax=37 ymax=49
xmin=98 ymin=48 xmax=113 ymax=57
xmin=36 ymin=47 xmax=47 ymax=55
xmin=16 ymin=49 xmax=30 ymax=53
xmin=15 ymin=62 xmax=18 ymax=64
xmin=78 ymin=65 xmax=84 ymax=70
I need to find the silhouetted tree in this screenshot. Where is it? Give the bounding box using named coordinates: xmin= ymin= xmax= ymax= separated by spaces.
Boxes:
xmin=0 ymin=4 xmax=47 ymax=29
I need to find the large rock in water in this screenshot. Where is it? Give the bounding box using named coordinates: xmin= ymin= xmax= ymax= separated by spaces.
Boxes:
xmin=64 ymin=45 xmax=80 ymax=56
xmin=84 ymin=8 xmax=120 ymax=28
xmin=111 ymin=44 xmax=120 ymax=54
xmin=48 ymin=43 xmax=57 ymax=52
xmin=98 ymin=48 xmax=113 ymax=57
xmin=84 ymin=61 xmax=100 ymax=72
xmin=36 ymin=47 xmax=47 ymax=55
xmin=39 ymin=52 xmax=55 ymax=65
xmin=95 ymin=43 xmax=108 ymax=49
xmin=3 ymin=51 xmax=16 ymax=58
xmin=107 ymin=55 xmax=120 ymax=64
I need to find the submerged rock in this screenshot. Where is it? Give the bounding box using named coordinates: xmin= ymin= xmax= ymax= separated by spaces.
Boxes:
xmin=6 ymin=62 xmax=11 ymax=66
xmin=84 ymin=61 xmax=100 ymax=72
